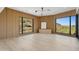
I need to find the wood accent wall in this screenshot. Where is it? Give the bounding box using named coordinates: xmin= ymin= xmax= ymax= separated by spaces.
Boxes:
xmin=54 ymin=10 xmax=76 ymax=18
xmin=39 ymin=9 xmax=76 ymax=33
xmin=0 ymin=8 xmax=7 ymax=39
xmin=0 ymin=8 xmax=39 ymax=39
xmin=0 ymin=8 xmax=76 ymax=39
xmin=38 ymin=16 xmax=55 ymax=33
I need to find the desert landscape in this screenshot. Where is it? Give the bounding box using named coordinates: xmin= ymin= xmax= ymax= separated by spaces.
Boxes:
xmin=56 ymin=23 xmax=75 ymax=35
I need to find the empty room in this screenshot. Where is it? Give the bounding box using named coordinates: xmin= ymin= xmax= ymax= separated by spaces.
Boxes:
xmin=0 ymin=7 xmax=79 ymax=51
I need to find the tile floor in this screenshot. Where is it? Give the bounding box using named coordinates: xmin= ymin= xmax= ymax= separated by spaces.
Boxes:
xmin=0 ymin=33 xmax=79 ymax=51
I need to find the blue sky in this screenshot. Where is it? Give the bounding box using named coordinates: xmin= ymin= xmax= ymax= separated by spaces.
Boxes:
xmin=56 ymin=16 xmax=76 ymax=26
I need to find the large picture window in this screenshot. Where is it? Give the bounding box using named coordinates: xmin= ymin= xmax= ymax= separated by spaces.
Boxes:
xmin=56 ymin=17 xmax=70 ymax=34
xmin=56 ymin=16 xmax=76 ymax=36
xmin=20 ymin=17 xmax=33 ymax=34
xmin=71 ymin=16 xmax=76 ymax=35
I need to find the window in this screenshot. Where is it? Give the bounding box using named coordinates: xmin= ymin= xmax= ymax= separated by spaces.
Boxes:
xmin=41 ymin=22 xmax=47 ymax=29
xmin=20 ymin=17 xmax=33 ymax=34
xmin=56 ymin=17 xmax=70 ymax=34
xmin=56 ymin=16 xmax=76 ymax=36
xmin=71 ymin=16 xmax=76 ymax=35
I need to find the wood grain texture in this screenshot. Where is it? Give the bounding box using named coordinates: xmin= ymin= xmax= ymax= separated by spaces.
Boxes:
xmin=0 ymin=8 xmax=7 ymax=39
xmin=0 ymin=8 xmax=39 ymax=39
xmin=39 ymin=10 xmax=76 ymax=33
xmin=0 ymin=8 xmax=76 ymax=39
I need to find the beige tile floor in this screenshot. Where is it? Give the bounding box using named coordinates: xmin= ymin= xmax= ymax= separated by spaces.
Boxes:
xmin=0 ymin=33 xmax=79 ymax=51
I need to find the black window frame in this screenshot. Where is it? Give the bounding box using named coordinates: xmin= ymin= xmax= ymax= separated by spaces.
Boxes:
xmin=20 ymin=17 xmax=34 ymax=35
xmin=55 ymin=15 xmax=76 ymax=36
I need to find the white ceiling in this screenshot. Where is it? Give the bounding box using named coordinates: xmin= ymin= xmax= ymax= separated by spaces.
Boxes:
xmin=0 ymin=7 xmax=4 ymax=13
xmin=0 ymin=7 xmax=77 ymax=16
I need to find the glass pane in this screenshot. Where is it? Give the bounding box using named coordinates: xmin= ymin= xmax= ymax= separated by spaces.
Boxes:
xmin=41 ymin=22 xmax=47 ymax=29
xmin=71 ymin=16 xmax=76 ymax=35
xmin=23 ymin=17 xmax=33 ymax=33
xmin=20 ymin=17 xmax=22 ymax=34
xmin=56 ymin=17 xmax=70 ymax=34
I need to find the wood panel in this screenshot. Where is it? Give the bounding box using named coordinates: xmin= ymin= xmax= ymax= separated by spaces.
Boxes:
xmin=38 ymin=16 xmax=55 ymax=33
xmin=6 ymin=8 xmax=39 ymax=38
xmin=33 ymin=17 xmax=40 ymax=33
xmin=0 ymin=8 xmax=39 ymax=39
xmin=6 ymin=8 xmax=19 ymax=38
xmin=39 ymin=10 xmax=76 ymax=33
xmin=0 ymin=8 xmax=76 ymax=39
xmin=54 ymin=9 xmax=76 ymax=18
xmin=0 ymin=8 xmax=7 ymax=39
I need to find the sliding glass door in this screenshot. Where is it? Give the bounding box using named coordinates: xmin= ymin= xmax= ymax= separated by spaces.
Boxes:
xmin=56 ymin=16 xmax=76 ymax=36
xmin=20 ymin=17 xmax=33 ymax=34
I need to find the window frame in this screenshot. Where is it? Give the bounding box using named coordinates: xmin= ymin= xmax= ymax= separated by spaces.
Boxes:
xmin=19 ymin=17 xmax=34 ymax=35
xmin=55 ymin=15 xmax=76 ymax=36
